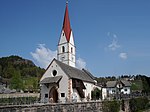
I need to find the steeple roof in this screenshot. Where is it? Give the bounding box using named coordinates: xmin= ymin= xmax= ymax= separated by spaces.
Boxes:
xmin=63 ymin=3 xmax=72 ymax=42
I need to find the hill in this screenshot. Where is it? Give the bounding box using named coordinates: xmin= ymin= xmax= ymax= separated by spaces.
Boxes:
xmin=0 ymin=55 xmax=45 ymax=92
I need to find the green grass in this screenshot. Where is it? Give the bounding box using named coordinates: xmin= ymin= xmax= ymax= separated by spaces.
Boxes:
xmin=131 ymin=80 xmax=143 ymax=91
xmin=23 ymin=77 xmax=39 ymax=90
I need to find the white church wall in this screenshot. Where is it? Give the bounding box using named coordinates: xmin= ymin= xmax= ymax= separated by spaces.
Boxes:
xmin=57 ymin=44 xmax=75 ymax=67
xmin=58 ymin=30 xmax=67 ymax=45
xmin=58 ymin=71 xmax=69 ymax=103
xmin=40 ymin=84 xmax=50 ymax=103
xmin=69 ymin=31 xmax=75 ymax=46
xmin=58 ymin=44 xmax=69 ymax=54
xmin=40 ymin=60 xmax=70 ymax=103
xmin=72 ymin=88 xmax=81 ymax=102
xmin=48 ymin=60 xmax=70 ymax=103
xmin=40 ymin=63 xmax=54 ymax=81
xmin=83 ymin=82 xmax=94 ymax=100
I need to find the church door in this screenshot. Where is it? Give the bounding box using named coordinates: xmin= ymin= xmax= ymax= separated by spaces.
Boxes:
xmin=49 ymin=87 xmax=58 ymax=103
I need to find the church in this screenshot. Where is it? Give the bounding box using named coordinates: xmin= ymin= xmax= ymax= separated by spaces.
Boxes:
xmin=40 ymin=3 xmax=97 ymax=103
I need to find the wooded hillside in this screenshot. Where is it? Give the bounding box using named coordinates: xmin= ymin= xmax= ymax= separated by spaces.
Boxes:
xmin=0 ymin=55 xmax=45 ymax=92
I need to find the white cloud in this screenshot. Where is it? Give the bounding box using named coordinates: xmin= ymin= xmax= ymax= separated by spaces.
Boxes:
xmin=76 ymin=57 xmax=86 ymax=69
xmin=31 ymin=44 xmax=57 ymax=68
xmin=113 ymin=34 xmax=117 ymax=38
xmin=106 ymin=32 xmax=120 ymax=51
xmin=108 ymin=37 xmax=120 ymax=51
xmin=31 ymin=44 xmax=86 ymax=69
xmin=119 ymin=53 xmax=128 ymax=60
xmin=107 ymin=32 xmax=117 ymax=38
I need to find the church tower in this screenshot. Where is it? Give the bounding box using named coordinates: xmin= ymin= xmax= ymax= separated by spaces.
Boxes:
xmin=57 ymin=3 xmax=76 ymax=67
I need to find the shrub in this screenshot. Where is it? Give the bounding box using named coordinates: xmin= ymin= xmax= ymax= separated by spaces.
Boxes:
xmin=102 ymin=100 xmax=120 ymax=112
xmin=91 ymin=88 xmax=102 ymax=100
xmin=0 ymin=97 xmax=38 ymax=106
xmin=129 ymin=97 xmax=149 ymax=112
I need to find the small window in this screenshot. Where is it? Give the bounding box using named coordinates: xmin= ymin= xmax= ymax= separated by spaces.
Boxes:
xmin=124 ymin=89 xmax=127 ymax=91
xmin=71 ymin=47 xmax=73 ymax=53
xmin=62 ymin=46 xmax=65 ymax=53
xmin=112 ymin=90 xmax=116 ymax=93
xmin=45 ymin=94 xmax=48 ymax=98
xmin=61 ymin=93 xmax=65 ymax=97
xmin=72 ymin=57 xmax=74 ymax=61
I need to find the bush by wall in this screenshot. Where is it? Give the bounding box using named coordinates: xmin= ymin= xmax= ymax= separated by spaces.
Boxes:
xmin=0 ymin=97 xmax=38 ymax=106
xmin=129 ymin=97 xmax=149 ymax=112
xmin=102 ymin=100 xmax=120 ymax=112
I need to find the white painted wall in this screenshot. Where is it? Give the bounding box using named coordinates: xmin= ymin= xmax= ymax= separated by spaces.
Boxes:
xmin=57 ymin=30 xmax=75 ymax=67
xmin=40 ymin=60 xmax=69 ymax=103
xmin=107 ymin=88 xmax=116 ymax=94
xmin=83 ymin=82 xmax=94 ymax=100
xmin=40 ymin=60 xmax=96 ymax=103
xmin=58 ymin=30 xmax=67 ymax=45
xmin=58 ymin=71 xmax=69 ymax=103
xmin=102 ymin=86 xmax=131 ymax=100
xmin=121 ymin=87 xmax=130 ymax=94
xmin=40 ymin=84 xmax=49 ymax=103
xmin=102 ymin=88 xmax=107 ymax=100
xmin=72 ymin=89 xmax=81 ymax=102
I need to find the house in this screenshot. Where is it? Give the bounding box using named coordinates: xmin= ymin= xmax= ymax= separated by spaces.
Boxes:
xmin=102 ymin=80 xmax=131 ymax=100
xmin=40 ymin=3 xmax=97 ymax=103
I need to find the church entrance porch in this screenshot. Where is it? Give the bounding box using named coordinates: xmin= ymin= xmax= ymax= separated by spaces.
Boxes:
xmin=40 ymin=76 xmax=62 ymax=103
xmin=49 ymin=86 xmax=58 ymax=103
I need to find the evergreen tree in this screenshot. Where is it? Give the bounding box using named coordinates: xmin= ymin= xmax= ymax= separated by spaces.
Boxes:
xmin=0 ymin=65 xmax=2 ymax=76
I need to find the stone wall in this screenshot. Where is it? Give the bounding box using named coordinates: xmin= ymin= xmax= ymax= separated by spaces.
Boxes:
xmin=0 ymin=101 xmax=102 ymax=112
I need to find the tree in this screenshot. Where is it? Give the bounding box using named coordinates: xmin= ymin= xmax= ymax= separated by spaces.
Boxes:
xmin=10 ymin=71 xmax=24 ymax=91
xmin=91 ymin=88 xmax=102 ymax=100
xmin=102 ymin=100 xmax=120 ymax=112
xmin=129 ymin=97 xmax=149 ymax=112
xmin=0 ymin=65 xmax=2 ymax=76
xmin=3 ymin=63 xmax=15 ymax=78
xmin=33 ymin=78 xmax=38 ymax=91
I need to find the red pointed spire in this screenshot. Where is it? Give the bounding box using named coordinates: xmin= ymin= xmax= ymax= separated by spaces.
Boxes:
xmin=63 ymin=3 xmax=72 ymax=42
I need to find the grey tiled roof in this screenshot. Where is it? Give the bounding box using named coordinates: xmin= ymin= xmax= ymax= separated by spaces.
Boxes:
xmin=106 ymin=80 xmax=131 ymax=88
xmin=106 ymin=81 xmax=117 ymax=88
xmin=121 ymin=80 xmax=131 ymax=87
xmin=55 ymin=59 xmax=95 ymax=83
xmin=40 ymin=76 xmax=62 ymax=84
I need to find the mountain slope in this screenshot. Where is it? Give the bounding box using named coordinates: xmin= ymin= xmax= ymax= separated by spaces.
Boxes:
xmin=0 ymin=55 xmax=45 ymax=91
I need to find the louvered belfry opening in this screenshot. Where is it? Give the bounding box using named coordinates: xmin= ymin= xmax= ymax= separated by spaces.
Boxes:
xmin=72 ymin=79 xmax=86 ymax=98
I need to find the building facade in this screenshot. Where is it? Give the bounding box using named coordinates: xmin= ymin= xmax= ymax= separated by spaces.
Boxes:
xmin=102 ymin=80 xmax=131 ymax=100
xmin=40 ymin=3 xmax=96 ymax=103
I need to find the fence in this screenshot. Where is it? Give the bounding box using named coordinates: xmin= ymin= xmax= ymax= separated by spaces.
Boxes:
xmin=0 ymin=93 xmax=39 ymax=106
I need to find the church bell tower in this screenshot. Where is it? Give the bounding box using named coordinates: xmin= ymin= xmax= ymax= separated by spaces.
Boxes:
xmin=57 ymin=3 xmax=76 ymax=67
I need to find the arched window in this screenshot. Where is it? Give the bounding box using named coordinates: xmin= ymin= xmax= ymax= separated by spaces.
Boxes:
xmin=62 ymin=46 xmax=65 ymax=53
xmin=71 ymin=47 xmax=73 ymax=53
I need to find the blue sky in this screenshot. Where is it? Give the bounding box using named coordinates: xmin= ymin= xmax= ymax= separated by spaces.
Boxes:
xmin=0 ymin=0 xmax=150 ymax=77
